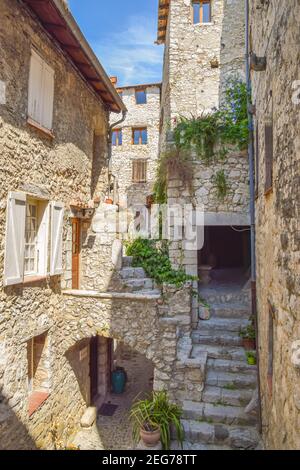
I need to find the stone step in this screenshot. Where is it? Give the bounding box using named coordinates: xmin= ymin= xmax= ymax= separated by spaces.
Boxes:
xmin=210 ymin=303 xmax=251 ymax=319
xmin=192 ymin=331 xmax=243 ymax=347
xmin=123 ymin=278 xmax=153 ymax=291
xmin=202 ymin=385 xmax=254 ymax=407
xmin=181 ymin=420 xmax=259 ymax=449
xmin=120 ymin=267 xmax=146 ymax=279
xmin=171 ymin=440 xmax=232 ymax=450
xmin=122 ymin=256 xmax=133 ymax=267
xmin=206 ymin=370 xmax=257 ymax=390
xmin=183 ymin=401 xmax=256 ymax=427
xmin=192 ymin=344 xmax=246 ymax=362
xmin=207 ymin=358 xmax=257 ymax=375
xmin=196 ymin=317 xmax=249 ymax=333
xmin=200 ymin=290 xmax=251 ymax=306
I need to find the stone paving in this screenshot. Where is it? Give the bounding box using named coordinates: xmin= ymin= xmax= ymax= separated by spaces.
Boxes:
xmin=73 ymin=345 xmax=154 ymax=450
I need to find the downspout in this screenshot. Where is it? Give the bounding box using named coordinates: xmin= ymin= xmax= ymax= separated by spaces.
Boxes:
xmin=107 ymin=110 xmax=127 ymax=202
xmin=245 ymin=0 xmax=262 ymax=434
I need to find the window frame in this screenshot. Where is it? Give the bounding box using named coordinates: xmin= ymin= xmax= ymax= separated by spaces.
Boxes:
xmin=112 ymin=128 xmax=123 ymax=146
xmin=24 ymin=200 xmax=38 ymax=276
xmin=192 ymin=0 xmax=212 ymax=25
xmin=132 ymin=159 xmax=148 ymax=183
xmin=132 ymin=127 xmax=148 ymax=145
xmin=135 ymin=89 xmax=147 ymax=105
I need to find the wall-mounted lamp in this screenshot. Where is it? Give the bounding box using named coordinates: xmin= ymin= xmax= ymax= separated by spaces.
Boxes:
xmin=250 ymin=53 xmax=267 ymax=72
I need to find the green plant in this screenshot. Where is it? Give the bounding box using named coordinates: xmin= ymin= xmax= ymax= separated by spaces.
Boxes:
xmin=223 ymin=383 xmax=237 ymax=391
xmin=246 ymin=351 xmax=257 ymax=365
xmin=240 ymin=323 xmax=256 ymax=340
xmin=130 ymin=390 xmax=184 ymax=450
xmin=125 ymin=238 xmax=196 ymax=287
xmin=192 ymin=290 xmax=210 ymax=308
xmin=212 ymin=169 xmax=229 ymax=199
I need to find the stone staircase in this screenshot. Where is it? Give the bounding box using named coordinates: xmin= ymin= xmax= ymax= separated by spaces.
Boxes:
xmin=119 ymin=256 xmax=161 ymax=296
xmin=180 ymin=288 xmax=260 ymax=450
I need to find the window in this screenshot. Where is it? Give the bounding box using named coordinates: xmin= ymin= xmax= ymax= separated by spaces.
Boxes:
xmin=135 ymin=89 xmax=147 ymax=105
xmin=27 ymin=332 xmax=50 ymax=415
xmin=132 ymin=160 xmax=147 ymax=183
xmin=3 ymin=192 xmax=64 ymax=286
xmin=192 ymin=1 xmax=211 ymax=24
xmin=132 ymin=128 xmax=148 ymax=145
xmin=28 ymin=49 xmax=54 ymax=130
xmin=112 ymin=129 xmax=122 ymax=146
xmin=264 ymin=121 xmax=273 ymax=193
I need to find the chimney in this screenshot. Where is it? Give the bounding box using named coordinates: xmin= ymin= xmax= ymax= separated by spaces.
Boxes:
xmin=110 ymin=76 xmax=118 ymax=87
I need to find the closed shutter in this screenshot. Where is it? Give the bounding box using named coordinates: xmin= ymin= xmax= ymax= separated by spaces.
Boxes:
xmin=50 ymin=201 xmax=64 ymax=276
xmin=132 ymin=160 xmax=147 ymax=182
xmin=41 ymin=63 xmax=54 ymax=130
xmin=28 ymin=51 xmax=43 ymax=124
xmin=3 ymin=192 xmax=26 ymax=286
xmin=265 ymin=123 xmax=273 ymax=192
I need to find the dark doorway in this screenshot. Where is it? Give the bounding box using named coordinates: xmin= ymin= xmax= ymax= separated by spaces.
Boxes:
xmin=90 ymin=337 xmax=98 ymax=404
xmin=199 ymin=226 xmax=251 ymax=269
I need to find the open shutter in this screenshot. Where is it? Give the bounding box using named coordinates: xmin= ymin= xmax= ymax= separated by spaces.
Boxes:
xmin=3 ymin=192 xmax=26 ymax=286
xmin=41 ymin=62 xmax=54 ymax=130
xmin=50 ymin=201 xmax=64 ymax=276
xmin=28 ymin=50 xmax=43 ymax=124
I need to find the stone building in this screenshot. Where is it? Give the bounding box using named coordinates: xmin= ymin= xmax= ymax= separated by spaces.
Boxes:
xmin=0 ymin=0 xmax=202 ymax=450
xmin=110 ymin=80 xmax=161 ymax=210
xmin=250 ymin=0 xmax=300 ymax=450
xmin=157 ymin=0 xmax=250 ymax=290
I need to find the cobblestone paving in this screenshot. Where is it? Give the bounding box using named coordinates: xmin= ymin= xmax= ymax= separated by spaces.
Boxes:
xmin=73 ymin=346 xmax=154 ymax=450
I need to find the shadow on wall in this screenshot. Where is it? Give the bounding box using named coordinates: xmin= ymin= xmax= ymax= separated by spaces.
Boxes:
xmin=0 ymin=392 xmax=37 ymax=450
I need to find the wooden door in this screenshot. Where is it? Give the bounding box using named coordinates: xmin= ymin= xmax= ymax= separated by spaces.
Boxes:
xmin=72 ymin=218 xmax=81 ymax=289
xmin=90 ymin=337 xmax=98 ymax=404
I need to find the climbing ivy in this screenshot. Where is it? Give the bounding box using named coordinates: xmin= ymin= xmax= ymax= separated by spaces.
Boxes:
xmin=125 ymin=238 xmax=196 ymax=288
xmin=154 ymin=78 xmax=249 ymax=202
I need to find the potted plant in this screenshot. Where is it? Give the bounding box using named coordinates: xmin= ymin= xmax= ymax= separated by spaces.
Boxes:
xmin=130 ymin=390 xmax=184 ymax=450
xmin=240 ymin=324 xmax=256 ymax=350
xmin=246 ymin=351 xmax=257 ymax=366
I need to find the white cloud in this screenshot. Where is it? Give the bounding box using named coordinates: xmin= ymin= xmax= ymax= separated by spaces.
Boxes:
xmin=92 ymin=15 xmax=163 ymax=86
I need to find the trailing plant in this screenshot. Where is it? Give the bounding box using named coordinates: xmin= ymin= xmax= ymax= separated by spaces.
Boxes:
xmin=153 ymin=147 xmax=194 ymax=204
xmin=130 ymin=390 xmax=184 ymax=450
xmin=212 ymin=169 xmax=229 ymax=200
xmin=240 ymin=323 xmax=256 ymax=340
xmin=125 ymin=238 xmax=196 ymax=287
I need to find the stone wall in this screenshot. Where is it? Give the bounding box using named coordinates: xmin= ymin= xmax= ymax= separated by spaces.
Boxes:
xmin=0 ymin=0 xmax=112 ymax=449
xmin=111 ymin=84 xmax=161 ymax=209
xmin=250 ymin=0 xmax=300 ymax=450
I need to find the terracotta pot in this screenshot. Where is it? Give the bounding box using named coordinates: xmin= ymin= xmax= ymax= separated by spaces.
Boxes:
xmin=105 ymin=198 xmax=113 ymax=204
xmin=140 ymin=427 xmax=161 ymax=447
xmin=243 ymin=338 xmax=256 ymax=351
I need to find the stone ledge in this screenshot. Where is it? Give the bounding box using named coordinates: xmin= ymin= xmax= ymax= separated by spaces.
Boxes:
xmin=63 ymin=289 xmax=161 ymax=301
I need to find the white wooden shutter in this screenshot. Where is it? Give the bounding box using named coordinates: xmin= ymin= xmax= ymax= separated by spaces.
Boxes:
xmin=28 ymin=50 xmax=43 ymax=124
xmin=3 ymin=192 xmax=26 ymax=286
xmin=36 ymin=202 xmax=50 ymax=276
xmin=41 ymin=63 xmax=54 ymax=130
xmin=50 ymin=201 xmax=64 ymax=276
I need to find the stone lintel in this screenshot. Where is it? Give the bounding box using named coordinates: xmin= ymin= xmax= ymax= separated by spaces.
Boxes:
xmin=204 ymin=211 xmax=250 ymax=226
xmin=62 ymin=289 xmax=161 ymax=301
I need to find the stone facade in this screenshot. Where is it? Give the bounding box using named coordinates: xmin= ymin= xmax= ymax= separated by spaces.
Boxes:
xmin=111 ymin=83 xmax=161 ymax=209
xmin=250 ymin=0 xmax=300 ymax=450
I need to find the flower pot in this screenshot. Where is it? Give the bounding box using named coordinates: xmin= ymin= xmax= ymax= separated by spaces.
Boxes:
xmin=140 ymin=427 xmax=161 ymax=448
xmin=247 ymin=356 xmax=256 ymax=366
xmin=243 ymin=338 xmax=256 ymax=351
xmin=105 ymin=198 xmax=113 ymax=204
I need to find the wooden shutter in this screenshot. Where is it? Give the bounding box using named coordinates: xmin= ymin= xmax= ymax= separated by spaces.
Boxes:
xmin=3 ymin=192 xmax=26 ymax=286
xmin=28 ymin=51 xmax=43 ymax=124
xmin=132 ymin=160 xmax=147 ymax=182
xmin=37 ymin=202 xmax=50 ymax=276
xmin=265 ymin=123 xmax=273 ymax=192
xmin=41 ymin=62 xmax=54 ymax=130
xmin=50 ymin=201 xmax=64 ymax=276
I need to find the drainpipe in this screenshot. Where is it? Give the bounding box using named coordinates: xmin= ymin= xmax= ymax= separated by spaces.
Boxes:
xmin=245 ymin=0 xmax=262 ymax=434
xmin=107 ymin=110 xmax=127 ymax=201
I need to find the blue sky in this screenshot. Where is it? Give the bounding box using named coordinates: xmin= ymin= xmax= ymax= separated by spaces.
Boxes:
xmin=68 ymin=0 xmax=163 ymax=87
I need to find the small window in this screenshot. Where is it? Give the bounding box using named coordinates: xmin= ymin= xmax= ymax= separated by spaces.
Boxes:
xmin=27 ymin=332 xmax=50 ymax=415
xmin=112 ymin=129 xmax=122 ymax=146
xmin=28 ymin=50 xmax=54 ymax=130
xmin=132 ymin=160 xmax=147 ymax=183
xmin=264 ymin=121 xmax=273 ymax=193
xmin=135 ymin=89 xmax=147 ymax=105
xmin=132 ymin=128 xmax=148 ymax=145
xmin=192 ymin=1 xmax=211 ymax=24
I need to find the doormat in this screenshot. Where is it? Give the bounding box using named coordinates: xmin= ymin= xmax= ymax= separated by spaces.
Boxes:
xmin=98 ymin=403 xmax=118 ymax=416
